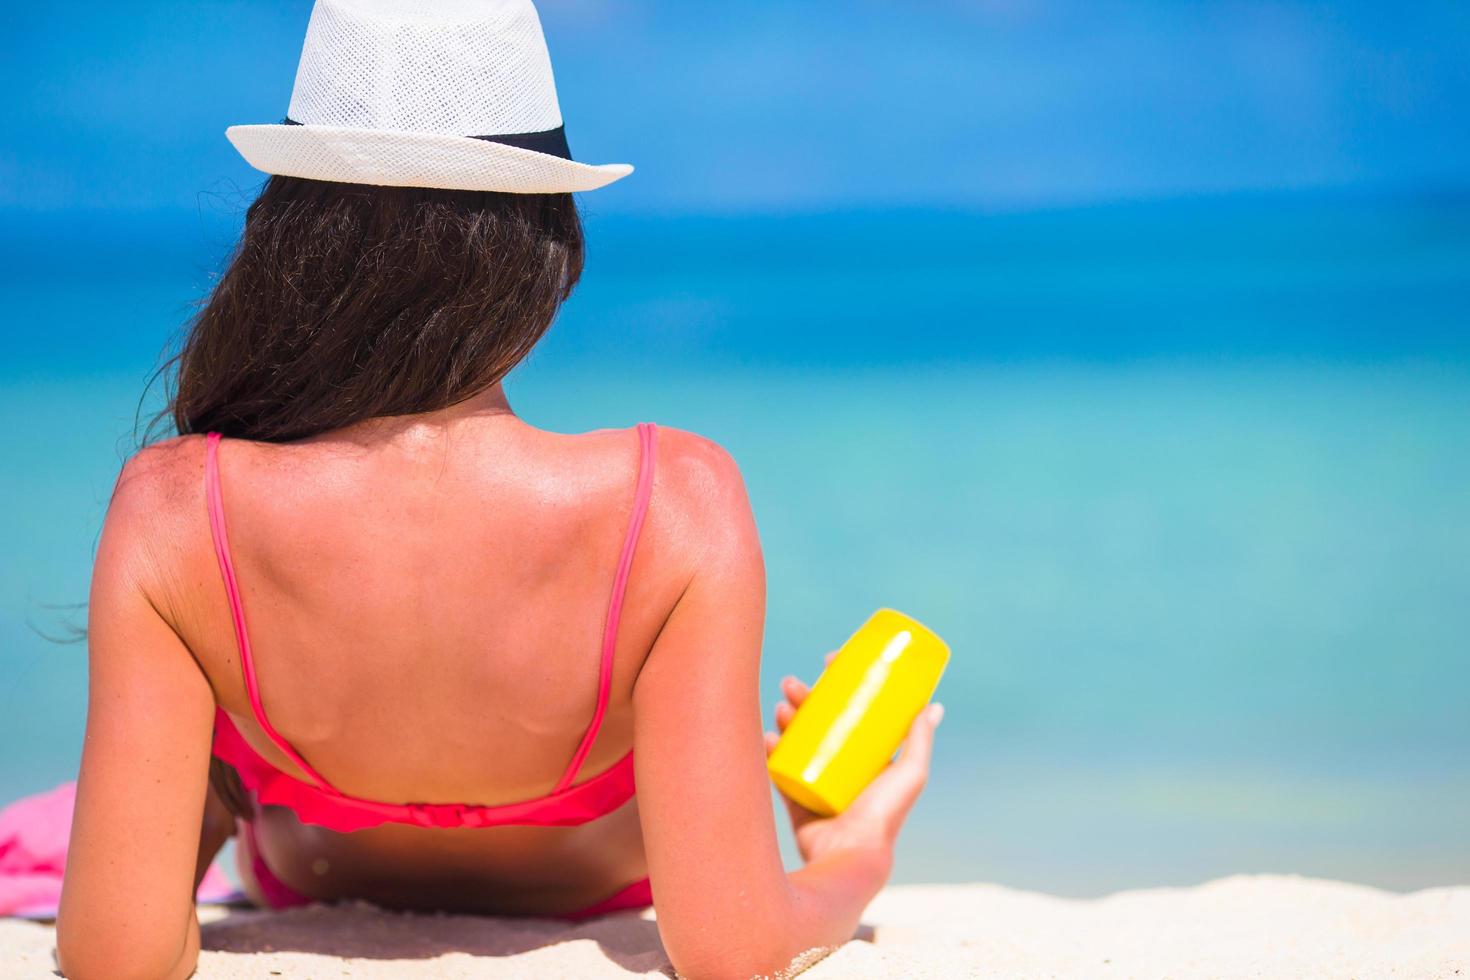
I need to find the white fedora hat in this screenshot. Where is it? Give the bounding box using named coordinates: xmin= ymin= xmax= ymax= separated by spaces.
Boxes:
xmin=226 ymin=0 xmax=632 ymax=194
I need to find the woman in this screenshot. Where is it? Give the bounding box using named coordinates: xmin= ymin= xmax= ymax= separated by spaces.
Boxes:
xmin=55 ymin=2 xmax=941 ymax=978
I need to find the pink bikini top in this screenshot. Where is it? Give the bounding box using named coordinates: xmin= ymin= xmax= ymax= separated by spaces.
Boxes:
xmin=205 ymin=423 xmax=657 ymax=833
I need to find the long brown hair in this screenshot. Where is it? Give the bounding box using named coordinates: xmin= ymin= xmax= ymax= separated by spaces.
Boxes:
xmin=160 ymin=175 xmax=584 ymax=443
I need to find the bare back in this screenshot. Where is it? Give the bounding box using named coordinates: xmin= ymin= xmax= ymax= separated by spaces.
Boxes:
xmin=129 ymin=406 xmax=698 ymax=911
xmin=188 ymin=416 xmax=675 ymax=803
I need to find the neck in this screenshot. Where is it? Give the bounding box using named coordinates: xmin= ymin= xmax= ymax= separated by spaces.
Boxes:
xmin=440 ymin=382 xmax=514 ymax=421
xmin=333 ymin=382 xmax=518 ymax=447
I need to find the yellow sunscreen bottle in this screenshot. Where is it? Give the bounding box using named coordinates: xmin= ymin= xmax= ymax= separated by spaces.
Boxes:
xmin=767 ymin=608 xmax=950 ymax=816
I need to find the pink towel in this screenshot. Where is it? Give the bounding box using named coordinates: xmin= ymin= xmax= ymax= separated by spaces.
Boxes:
xmin=0 ymin=782 xmax=237 ymax=918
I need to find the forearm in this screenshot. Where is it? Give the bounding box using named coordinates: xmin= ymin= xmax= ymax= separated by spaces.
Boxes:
xmin=784 ymin=843 xmax=891 ymax=952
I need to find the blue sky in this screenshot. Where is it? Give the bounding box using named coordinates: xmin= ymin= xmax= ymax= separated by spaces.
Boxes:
xmin=2 ymin=1 xmax=1467 ymax=213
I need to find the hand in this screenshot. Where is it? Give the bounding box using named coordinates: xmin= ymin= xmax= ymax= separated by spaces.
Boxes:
xmin=764 ymin=654 xmax=944 ymax=866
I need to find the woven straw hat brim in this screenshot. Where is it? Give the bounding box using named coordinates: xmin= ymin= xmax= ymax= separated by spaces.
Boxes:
xmin=227 ymin=123 xmax=633 ymax=193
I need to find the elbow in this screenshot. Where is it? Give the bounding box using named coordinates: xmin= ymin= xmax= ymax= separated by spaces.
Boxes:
xmin=58 ymin=949 xmax=198 ymax=980
xmin=56 ymin=923 xmax=198 ymax=980
xmin=664 ymin=955 xmax=770 ymax=980
xmin=666 ymin=947 xmax=827 ymax=980
xmin=661 ymin=924 xmax=826 ymax=980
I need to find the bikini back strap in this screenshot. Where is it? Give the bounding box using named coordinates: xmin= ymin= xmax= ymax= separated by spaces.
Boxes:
xmin=552 ymin=422 xmax=658 ymax=792
xmin=204 ymin=432 xmax=336 ymax=792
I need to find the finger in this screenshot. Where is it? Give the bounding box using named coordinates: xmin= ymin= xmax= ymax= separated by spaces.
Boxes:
xmin=763 ymin=731 xmax=780 ymax=757
xmin=867 ymin=704 xmax=940 ymax=803
xmin=824 ymin=650 xmax=839 ymax=666
xmin=781 ymin=675 xmax=812 ymax=707
xmin=893 ymin=703 xmax=942 ymax=785
xmin=773 ymin=780 xmax=821 ymax=829
xmin=855 ymin=704 xmax=941 ymax=827
xmin=782 ymin=794 xmax=819 ymax=831
xmin=775 ymin=700 xmax=796 ymax=731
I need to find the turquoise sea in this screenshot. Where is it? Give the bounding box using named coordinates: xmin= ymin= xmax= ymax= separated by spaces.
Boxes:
xmin=2 ymin=192 xmax=1468 ymax=896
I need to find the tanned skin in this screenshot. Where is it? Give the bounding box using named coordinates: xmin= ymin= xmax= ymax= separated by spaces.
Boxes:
xmin=57 ymin=383 xmax=940 ymax=980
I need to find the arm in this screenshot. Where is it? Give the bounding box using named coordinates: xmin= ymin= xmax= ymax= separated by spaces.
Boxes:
xmin=56 ymin=455 xmax=217 ymax=980
xmin=633 ymin=435 xmax=939 ymax=979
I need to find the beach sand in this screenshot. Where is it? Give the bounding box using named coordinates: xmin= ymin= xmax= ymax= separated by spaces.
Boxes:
xmin=3 ymin=875 xmax=1466 ymax=978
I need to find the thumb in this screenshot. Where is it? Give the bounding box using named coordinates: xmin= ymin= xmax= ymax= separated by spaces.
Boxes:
xmin=873 ymin=702 xmax=943 ymax=807
xmin=898 ymin=702 xmax=943 ymax=779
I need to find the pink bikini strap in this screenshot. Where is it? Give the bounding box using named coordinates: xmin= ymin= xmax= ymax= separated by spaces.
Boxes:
xmin=553 ymin=423 xmax=658 ymax=793
xmin=205 ymin=432 xmax=336 ymax=792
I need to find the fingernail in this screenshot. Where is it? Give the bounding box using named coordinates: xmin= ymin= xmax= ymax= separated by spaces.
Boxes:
xmin=930 ymin=703 xmax=945 ymax=725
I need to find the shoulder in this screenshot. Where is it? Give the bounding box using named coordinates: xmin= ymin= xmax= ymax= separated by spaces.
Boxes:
xmin=109 ymin=434 xmax=210 ymax=529
xmin=99 ymin=434 xmax=211 ymax=599
xmin=650 ymin=425 xmax=748 ymax=508
xmin=646 ymin=424 xmax=763 ymax=574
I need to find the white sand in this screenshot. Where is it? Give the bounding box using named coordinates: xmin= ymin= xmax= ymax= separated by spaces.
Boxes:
xmin=5 ymin=875 xmax=1467 ymax=978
